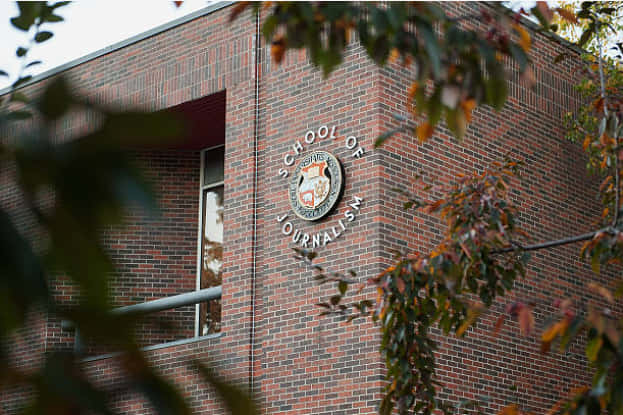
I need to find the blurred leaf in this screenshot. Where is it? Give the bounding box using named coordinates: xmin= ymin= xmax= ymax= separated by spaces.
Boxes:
xmin=16 ymin=47 xmax=27 ymax=57
xmin=13 ymin=75 xmax=32 ymax=88
xmin=7 ymin=109 xmax=32 ymax=120
xmin=26 ymin=60 xmax=42 ymax=68
xmin=28 ymin=352 xmax=113 ymax=415
xmin=375 ymin=127 xmax=400 ymax=148
xmin=0 ymin=69 xmax=7 ymax=77
xmin=196 ymin=362 xmax=259 ymax=415
xmin=0 ymin=209 xmax=48 ymax=333
xmin=44 ymin=13 xmax=64 ymax=22
xmin=586 ymin=336 xmax=603 ymax=361
xmin=10 ymin=91 xmax=29 ymax=103
xmin=518 ymin=305 xmax=535 ymax=336
xmin=38 ymin=76 xmax=72 ymax=120
xmin=129 ymin=355 xmax=191 ymax=415
xmin=34 ymin=31 xmax=53 ymax=43
xmin=555 ymin=7 xmax=579 ymax=24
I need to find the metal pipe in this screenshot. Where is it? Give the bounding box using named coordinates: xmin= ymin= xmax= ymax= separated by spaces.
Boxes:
xmin=249 ymin=9 xmax=261 ymax=396
xmin=113 ymin=286 xmax=222 ymax=315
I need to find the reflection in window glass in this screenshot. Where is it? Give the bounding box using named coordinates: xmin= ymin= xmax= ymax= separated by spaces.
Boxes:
xmin=200 ymin=186 xmax=223 ymax=335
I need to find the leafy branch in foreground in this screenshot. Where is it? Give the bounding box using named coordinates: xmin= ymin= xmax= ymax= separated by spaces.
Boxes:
xmin=235 ymin=2 xmax=623 ymax=414
xmin=1 ymin=3 xmax=258 ymax=414
xmin=298 ymin=159 xmax=529 ymax=414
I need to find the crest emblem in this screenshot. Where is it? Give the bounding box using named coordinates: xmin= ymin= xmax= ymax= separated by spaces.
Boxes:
xmin=289 ymin=151 xmax=343 ymax=221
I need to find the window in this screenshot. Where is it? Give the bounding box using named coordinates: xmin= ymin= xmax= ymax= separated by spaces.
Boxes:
xmin=197 ymin=145 xmax=224 ymax=336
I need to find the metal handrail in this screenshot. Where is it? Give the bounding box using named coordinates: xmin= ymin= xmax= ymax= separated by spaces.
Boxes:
xmin=65 ymin=286 xmax=222 ymax=354
xmin=113 ymin=286 xmax=222 ymax=315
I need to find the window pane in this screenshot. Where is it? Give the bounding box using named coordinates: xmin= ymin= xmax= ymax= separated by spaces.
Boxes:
xmin=199 ymin=185 xmax=223 ymax=335
xmin=203 ymin=146 xmax=224 ymax=185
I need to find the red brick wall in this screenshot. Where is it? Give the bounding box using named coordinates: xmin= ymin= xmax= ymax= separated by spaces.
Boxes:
xmin=376 ymin=3 xmax=607 ymax=413
xmin=1 ymin=3 xmax=615 ymax=415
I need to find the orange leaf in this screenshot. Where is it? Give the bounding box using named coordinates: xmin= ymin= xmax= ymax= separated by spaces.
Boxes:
xmin=599 ymin=175 xmax=612 ymax=192
xmin=513 ymin=23 xmax=531 ymax=53
xmin=271 ymin=36 xmax=286 ymax=64
xmin=408 ymin=82 xmax=419 ymax=101
xmin=173 ymin=1 xmax=183 ymax=7
xmin=555 ymin=7 xmax=578 ymax=24
xmin=456 ymin=307 xmax=481 ymax=337
xmin=493 ymin=314 xmax=506 ymax=335
xmin=389 ymin=48 xmax=400 ymax=63
xmin=417 ymin=122 xmax=434 ymax=142
xmin=542 ymin=319 xmax=568 ymax=343
xmin=588 ymin=282 xmax=614 ymax=303
xmin=518 ymin=305 xmax=535 ymax=336
xmin=499 ymin=404 xmax=519 ymax=415
xmin=582 ymin=135 xmax=591 ymax=151
xmin=536 ymin=1 xmax=553 ymax=23
xmin=229 ymin=1 xmax=250 ymax=21
xmin=461 ymin=98 xmax=477 ymax=123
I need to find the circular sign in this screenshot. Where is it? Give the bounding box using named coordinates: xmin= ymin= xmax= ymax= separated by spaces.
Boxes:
xmin=289 ymin=150 xmax=344 ymax=221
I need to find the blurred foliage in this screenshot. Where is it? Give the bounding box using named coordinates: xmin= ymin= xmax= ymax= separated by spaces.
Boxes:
xmin=229 ymin=2 xmax=623 ymax=415
xmin=0 ymin=2 xmax=256 ymax=414
xmin=551 ymin=1 xmax=623 ymax=55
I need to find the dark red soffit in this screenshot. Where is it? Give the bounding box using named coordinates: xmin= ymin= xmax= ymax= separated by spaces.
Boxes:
xmin=162 ymin=89 xmax=226 ymax=150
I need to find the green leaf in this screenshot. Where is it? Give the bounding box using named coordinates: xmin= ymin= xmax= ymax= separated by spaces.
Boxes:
xmin=375 ymin=128 xmax=399 ymax=148
xmin=445 ymin=108 xmax=466 ymax=140
xmin=44 ymin=13 xmax=64 ymax=23
xmin=428 ymin=86 xmax=442 ymax=126
xmin=338 ymin=280 xmax=348 ymax=296
xmin=508 ymin=43 xmax=528 ymax=72
xmin=26 ymin=60 xmax=42 ymax=68
xmin=416 ymin=19 xmax=441 ymax=79
xmin=598 ymin=7 xmax=616 ymax=14
xmin=578 ymin=25 xmax=595 ymax=48
xmin=591 ymin=252 xmax=600 ymax=274
xmin=330 ymin=295 xmax=341 ymax=306
xmin=51 ymin=1 xmax=71 ymax=9
xmin=12 ymin=75 xmax=32 ymax=88
xmin=10 ymin=16 xmax=31 ymax=31
xmin=35 ymin=31 xmax=53 ymax=43
xmin=16 ymin=47 xmax=27 ymax=57
xmin=0 ymin=209 xmax=48 ymax=332
xmin=586 ymin=336 xmax=603 ymax=361
xmin=486 ymin=77 xmax=507 ymax=110
xmin=576 ymin=11 xmax=590 ymax=20
xmin=38 ymin=76 xmax=72 ymax=120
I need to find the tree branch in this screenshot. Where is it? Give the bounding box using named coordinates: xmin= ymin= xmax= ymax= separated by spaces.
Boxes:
xmin=492 ymin=229 xmax=607 ymax=254
xmin=595 ymin=26 xmax=620 ymax=226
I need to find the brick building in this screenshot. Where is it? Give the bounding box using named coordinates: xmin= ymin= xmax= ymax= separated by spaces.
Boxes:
xmin=0 ymin=2 xmax=608 ymax=414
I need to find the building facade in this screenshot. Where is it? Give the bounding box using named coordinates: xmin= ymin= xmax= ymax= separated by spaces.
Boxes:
xmin=0 ymin=2 xmax=607 ymax=414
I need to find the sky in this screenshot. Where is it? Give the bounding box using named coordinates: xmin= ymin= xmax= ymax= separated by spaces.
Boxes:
xmin=0 ymin=1 xmax=216 ymax=90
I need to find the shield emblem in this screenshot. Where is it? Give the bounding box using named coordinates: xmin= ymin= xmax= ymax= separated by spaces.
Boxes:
xmin=297 ymin=161 xmax=330 ymax=209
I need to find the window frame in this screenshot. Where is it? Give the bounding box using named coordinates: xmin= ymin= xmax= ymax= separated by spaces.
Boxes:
xmin=195 ymin=144 xmax=225 ymax=336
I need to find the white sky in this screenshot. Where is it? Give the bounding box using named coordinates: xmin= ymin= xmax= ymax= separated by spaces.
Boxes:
xmin=0 ymin=1 xmax=216 ymax=89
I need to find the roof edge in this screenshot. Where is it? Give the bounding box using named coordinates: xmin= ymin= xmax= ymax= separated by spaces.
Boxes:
xmin=0 ymin=1 xmax=234 ymax=96
xmin=491 ymin=2 xmax=586 ymax=56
